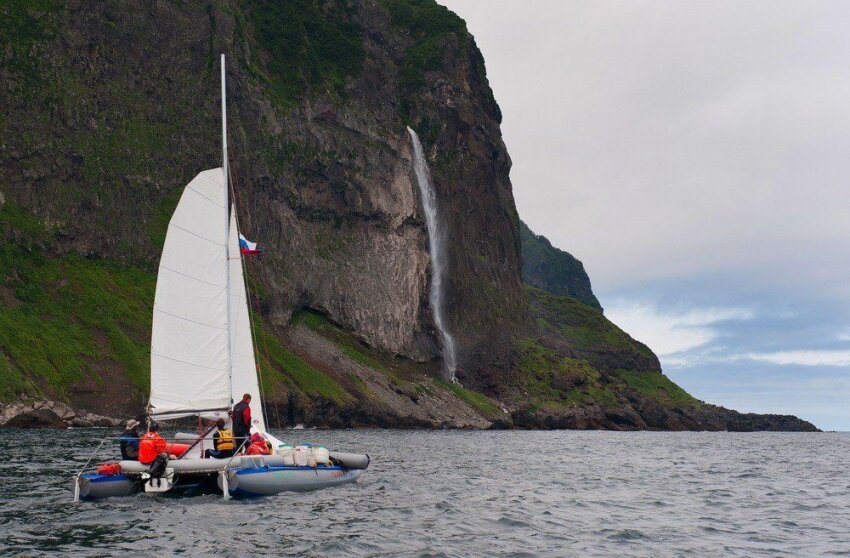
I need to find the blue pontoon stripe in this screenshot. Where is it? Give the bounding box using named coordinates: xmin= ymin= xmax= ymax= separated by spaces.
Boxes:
xmin=235 ymin=465 xmax=345 ymax=475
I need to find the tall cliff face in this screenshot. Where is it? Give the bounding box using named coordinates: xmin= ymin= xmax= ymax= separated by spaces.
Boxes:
xmin=0 ymin=1 xmax=817 ymax=431
xmin=0 ymin=0 xmax=528 ymax=376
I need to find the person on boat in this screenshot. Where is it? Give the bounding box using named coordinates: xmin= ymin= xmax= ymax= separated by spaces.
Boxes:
xmin=138 ymin=422 xmax=173 ymax=464
xmin=119 ymin=419 xmax=141 ymax=460
xmin=204 ymin=419 xmax=235 ymax=459
xmin=246 ymin=432 xmax=272 ymax=455
xmin=231 ymin=393 xmax=252 ymax=450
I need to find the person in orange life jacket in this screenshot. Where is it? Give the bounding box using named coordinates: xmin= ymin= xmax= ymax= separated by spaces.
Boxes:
xmin=246 ymin=432 xmax=272 ymax=455
xmin=231 ymin=393 xmax=252 ymax=450
xmin=138 ymin=422 xmax=175 ymax=464
xmin=204 ymin=419 xmax=235 ymax=459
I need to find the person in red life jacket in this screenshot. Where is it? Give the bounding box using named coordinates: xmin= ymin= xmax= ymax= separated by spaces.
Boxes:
xmin=231 ymin=393 xmax=252 ymax=450
xmin=246 ymin=432 xmax=272 ymax=455
xmin=137 ymin=422 xmax=174 ymax=464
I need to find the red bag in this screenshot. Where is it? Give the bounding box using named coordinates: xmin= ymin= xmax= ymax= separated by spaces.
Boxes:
xmin=97 ymin=463 xmax=122 ymax=475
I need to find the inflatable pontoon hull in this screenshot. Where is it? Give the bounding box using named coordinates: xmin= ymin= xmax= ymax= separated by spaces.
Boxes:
xmin=75 ymin=452 xmax=369 ymax=499
xmin=76 ymin=474 xmax=140 ymax=500
xmin=222 ymin=466 xmax=364 ymax=497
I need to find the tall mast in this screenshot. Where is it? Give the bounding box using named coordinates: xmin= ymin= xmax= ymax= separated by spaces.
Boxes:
xmin=222 ymin=53 xmax=233 ymax=404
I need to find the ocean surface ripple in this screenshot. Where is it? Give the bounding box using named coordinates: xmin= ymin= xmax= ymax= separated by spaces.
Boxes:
xmin=1 ymin=429 xmax=848 ymax=557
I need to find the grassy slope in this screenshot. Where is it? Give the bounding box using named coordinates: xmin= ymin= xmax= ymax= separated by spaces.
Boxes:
xmin=0 ymin=202 xmax=355 ymax=409
xmin=515 ymin=286 xmax=698 ymax=413
xmin=0 ymin=204 xmax=153 ymax=400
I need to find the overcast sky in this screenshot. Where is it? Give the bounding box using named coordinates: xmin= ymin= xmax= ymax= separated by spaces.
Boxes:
xmin=440 ymin=0 xmax=850 ymax=430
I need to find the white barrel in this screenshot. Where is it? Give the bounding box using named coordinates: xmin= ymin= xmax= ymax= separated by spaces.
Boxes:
xmin=313 ymin=446 xmax=330 ymax=465
xmin=293 ymin=446 xmax=309 ymax=467
xmin=329 ymin=452 xmax=370 ymax=470
xmin=276 ymin=444 xmax=295 ymax=466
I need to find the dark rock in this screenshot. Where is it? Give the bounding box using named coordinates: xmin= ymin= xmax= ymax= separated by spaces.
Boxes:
xmin=5 ymin=409 xmax=66 ymax=428
xmin=520 ymin=220 xmax=602 ymax=312
xmin=488 ymin=417 xmax=514 ymax=430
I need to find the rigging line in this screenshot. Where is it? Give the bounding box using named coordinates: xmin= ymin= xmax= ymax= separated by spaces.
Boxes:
xmin=159 ymin=264 xmax=226 ymax=289
xmin=186 ymin=183 xmax=226 ymax=208
xmin=228 ymin=152 xmax=270 ymax=429
xmin=230 ymin=154 xmax=282 ymax=431
xmin=167 ymin=220 xmax=225 ymax=247
xmin=153 ymin=307 xmax=227 ymax=330
xmin=151 ymin=351 xmax=228 ymax=372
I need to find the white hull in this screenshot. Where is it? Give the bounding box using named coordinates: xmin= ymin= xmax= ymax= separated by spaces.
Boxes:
xmin=222 ymin=466 xmax=364 ymax=497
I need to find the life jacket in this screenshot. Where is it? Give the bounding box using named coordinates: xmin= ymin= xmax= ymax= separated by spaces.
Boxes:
xmin=138 ymin=432 xmax=167 ymax=464
xmin=215 ymin=428 xmax=235 ymax=451
xmin=246 ymin=440 xmax=271 ymax=455
xmin=97 ymin=463 xmax=122 ymax=476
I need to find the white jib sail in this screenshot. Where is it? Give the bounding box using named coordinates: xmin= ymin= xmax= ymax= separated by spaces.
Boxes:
xmin=149 ymin=168 xmax=232 ymax=419
xmin=228 ymin=210 xmax=266 ymax=431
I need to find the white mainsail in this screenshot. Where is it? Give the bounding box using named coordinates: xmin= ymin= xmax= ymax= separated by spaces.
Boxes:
xmin=148 ymin=53 xmax=267 ymax=431
xmin=228 ymin=210 xmax=266 ymax=431
xmin=149 ymin=168 xmax=232 ymax=419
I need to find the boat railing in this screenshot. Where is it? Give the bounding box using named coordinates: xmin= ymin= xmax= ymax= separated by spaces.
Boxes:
xmin=72 ymin=435 xmax=110 ymax=502
xmin=218 ymin=436 xmax=250 ymax=500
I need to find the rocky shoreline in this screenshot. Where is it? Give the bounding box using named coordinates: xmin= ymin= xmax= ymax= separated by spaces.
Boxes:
xmin=0 ymin=400 xmax=122 ymax=429
xmin=0 ymin=397 xmax=818 ymax=432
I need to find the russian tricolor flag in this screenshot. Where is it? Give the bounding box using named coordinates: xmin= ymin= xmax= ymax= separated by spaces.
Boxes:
xmin=239 ymin=233 xmax=262 ymax=255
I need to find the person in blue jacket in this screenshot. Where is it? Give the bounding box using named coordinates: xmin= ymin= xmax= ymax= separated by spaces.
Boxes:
xmin=119 ymin=419 xmax=141 ymax=460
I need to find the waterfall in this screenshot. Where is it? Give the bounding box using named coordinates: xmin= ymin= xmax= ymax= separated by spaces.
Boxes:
xmin=407 ymin=127 xmax=458 ymax=382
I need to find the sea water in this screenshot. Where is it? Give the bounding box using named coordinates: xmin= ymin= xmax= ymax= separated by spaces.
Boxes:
xmin=1 ymin=429 xmax=848 ymax=557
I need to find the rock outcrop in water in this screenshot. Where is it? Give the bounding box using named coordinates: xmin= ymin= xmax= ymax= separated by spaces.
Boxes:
xmin=0 ymin=0 xmax=817 ymax=432
xmin=0 ymin=400 xmax=121 ymax=428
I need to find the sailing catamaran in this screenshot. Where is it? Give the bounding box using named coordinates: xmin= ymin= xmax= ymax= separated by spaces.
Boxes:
xmin=71 ymin=55 xmax=369 ymax=500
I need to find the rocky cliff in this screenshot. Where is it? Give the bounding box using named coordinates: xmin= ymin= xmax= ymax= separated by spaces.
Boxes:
xmin=0 ymin=0 xmax=817 ymax=431
xmin=520 ymin=220 xmax=602 ymax=312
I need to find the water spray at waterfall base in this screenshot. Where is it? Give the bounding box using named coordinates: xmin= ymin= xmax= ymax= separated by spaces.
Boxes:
xmin=407 ymin=127 xmax=458 ymax=383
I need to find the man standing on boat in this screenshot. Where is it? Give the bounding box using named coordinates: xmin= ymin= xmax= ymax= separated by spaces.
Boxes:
xmin=231 ymin=394 xmax=252 ymax=451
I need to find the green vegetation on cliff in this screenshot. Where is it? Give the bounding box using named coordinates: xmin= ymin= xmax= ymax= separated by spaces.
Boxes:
xmin=0 ymin=0 xmax=62 ymax=86
xmin=520 ymin=220 xmax=602 ymax=311
xmin=379 ymin=0 xmax=468 ymax=117
xmin=528 ymin=286 xmax=657 ymax=368
xmin=254 ymin=325 xmax=352 ymax=405
xmin=435 ymin=379 xmax=501 ymax=415
xmin=513 ymin=286 xmax=695 ymax=418
xmin=250 ymin=0 xmax=364 ymax=106
xmin=0 ymin=204 xmax=153 ymax=400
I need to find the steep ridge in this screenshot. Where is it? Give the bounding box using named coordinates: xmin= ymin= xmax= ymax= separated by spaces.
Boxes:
xmin=0 ymin=0 xmax=816 ymax=431
xmin=520 ymin=220 xmax=602 ymax=312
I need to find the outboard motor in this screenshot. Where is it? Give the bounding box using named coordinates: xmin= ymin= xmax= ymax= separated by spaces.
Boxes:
xmin=144 ymin=453 xmax=173 ymax=493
